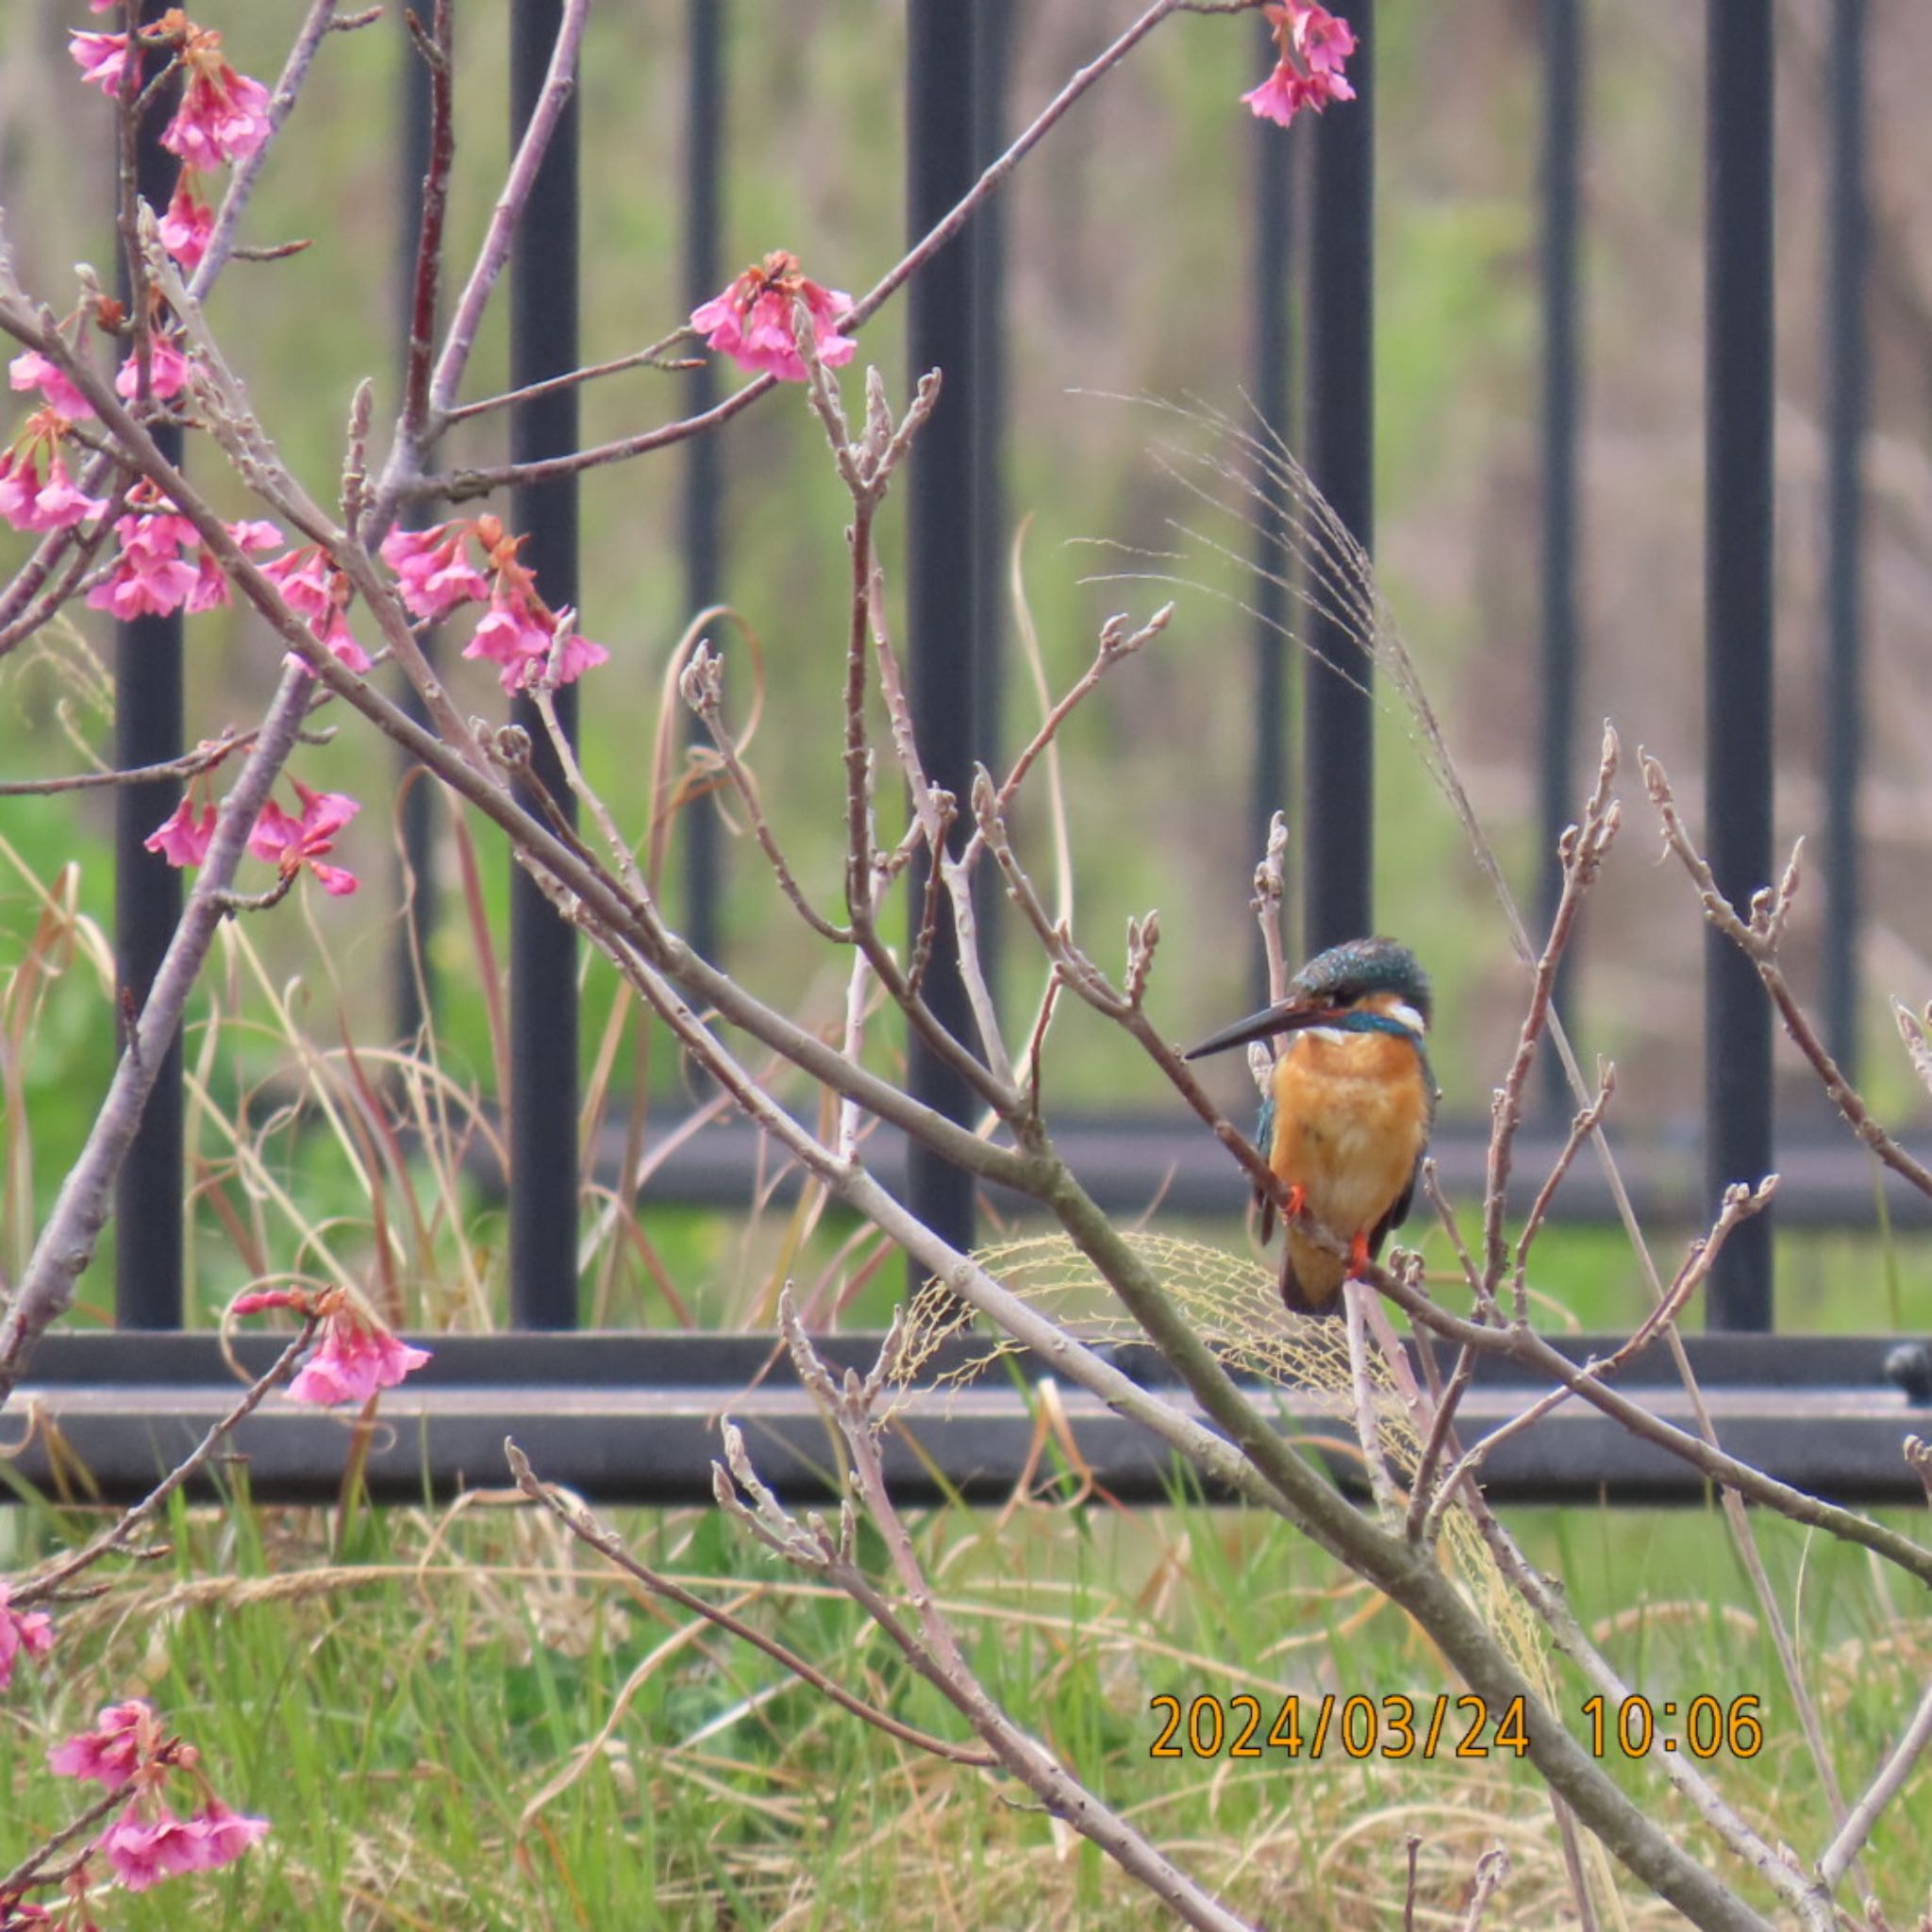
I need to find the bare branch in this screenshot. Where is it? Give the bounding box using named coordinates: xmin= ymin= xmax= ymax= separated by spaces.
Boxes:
xmin=10 ymin=1320 xmax=317 ymax=1606
xmin=400 ymin=0 xmax=455 ymax=446
xmin=1483 ymin=726 xmax=1621 ymax=1301
xmin=425 ymin=0 xmax=591 ymax=418
xmin=1646 ymin=751 xmax=1932 ymax=1201
xmin=0 ymin=665 xmax=316 ymax=1398
xmin=1817 ymin=1683 xmax=1932 ymax=1893
xmin=506 ymin=1440 xmax=995 ymax=1767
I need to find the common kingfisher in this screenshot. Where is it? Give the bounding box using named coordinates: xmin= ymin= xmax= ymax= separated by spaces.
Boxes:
xmin=1184 ymin=937 xmax=1435 ymax=1317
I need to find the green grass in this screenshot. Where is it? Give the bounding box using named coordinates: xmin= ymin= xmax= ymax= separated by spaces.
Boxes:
xmin=5 ymin=1477 xmax=1924 ymax=1929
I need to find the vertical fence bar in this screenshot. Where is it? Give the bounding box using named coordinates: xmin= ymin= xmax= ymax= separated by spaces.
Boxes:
xmin=392 ymin=8 xmax=438 ymax=1047
xmin=1250 ymin=16 xmax=1299 ymax=1005
xmin=681 ymin=0 xmax=724 ymax=965
xmin=905 ymin=0 xmax=981 ymax=1270
xmin=1822 ymin=0 xmax=1868 ymax=1077
xmin=508 ymin=0 xmax=582 ymax=1328
xmin=1302 ymin=0 xmax=1374 ymax=955
xmin=1537 ymin=0 xmax=1583 ymax=1116
xmin=1704 ymin=0 xmax=1775 ymax=1330
xmin=114 ymin=9 xmax=184 ymax=1330
xmin=969 ymin=0 xmax=1011 ymax=985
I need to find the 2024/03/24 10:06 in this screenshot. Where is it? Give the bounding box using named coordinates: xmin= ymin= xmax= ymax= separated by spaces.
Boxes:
xmin=1148 ymin=1692 xmax=1766 ymax=1760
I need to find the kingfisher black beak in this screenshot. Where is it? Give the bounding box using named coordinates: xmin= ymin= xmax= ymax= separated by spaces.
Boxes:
xmin=1181 ymin=1002 xmax=1345 ymax=1060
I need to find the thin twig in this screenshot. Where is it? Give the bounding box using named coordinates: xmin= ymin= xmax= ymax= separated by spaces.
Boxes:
xmin=11 ymin=1321 xmax=317 ymax=1605
xmin=1817 ymin=1683 xmax=1932 ymax=1892
xmin=1484 ymin=726 xmax=1620 ymax=1309
xmin=399 ymin=0 xmax=455 ymax=445
xmin=1253 ymin=809 xmax=1290 ymax=1003
xmin=679 ymin=641 xmax=848 ymax=941
xmin=1457 ymin=1847 xmax=1510 ymax=1932
xmin=425 ymin=0 xmax=590 ymax=418
xmin=0 ymin=666 xmax=316 ymax=1400
xmin=504 ymin=1441 xmax=996 ymax=1768
xmin=441 ymin=328 xmax=696 ymax=426
xmin=1362 ymin=1251 xmax=1932 ymax=1587
xmin=188 ymin=0 xmax=345 ymax=299
xmin=1343 ymin=1280 xmax=1404 ymax=1525
xmin=1509 ymin=1067 xmax=1615 ymax=1307
xmin=1647 ymin=752 xmax=1932 ymax=1201
xmin=1422 ymin=1179 xmax=1776 ymax=1540
xmin=0 ymin=1782 xmax=136 ymax=1898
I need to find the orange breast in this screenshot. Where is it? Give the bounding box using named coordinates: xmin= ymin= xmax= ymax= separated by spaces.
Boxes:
xmin=1269 ymin=1028 xmax=1430 ymax=1246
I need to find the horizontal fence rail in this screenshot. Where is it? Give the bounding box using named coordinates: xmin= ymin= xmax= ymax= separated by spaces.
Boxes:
xmin=11 ymin=1332 xmax=1927 ymax=1510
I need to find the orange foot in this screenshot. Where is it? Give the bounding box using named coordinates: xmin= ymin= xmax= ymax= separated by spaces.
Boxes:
xmin=1347 ymin=1232 xmax=1373 ymax=1279
xmin=1284 ymin=1183 xmax=1307 ymax=1220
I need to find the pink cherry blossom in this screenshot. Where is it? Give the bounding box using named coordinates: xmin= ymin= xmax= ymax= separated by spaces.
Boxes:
xmin=88 ymin=543 xmax=200 ymax=622
xmin=181 ymin=518 xmax=280 ymax=612
xmin=286 ymin=1319 xmax=431 ymax=1405
xmin=49 ymin=1701 xmax=152 ymax=1790
xmin=0 ymin=1585 xmax=56 ymax=1690
xmin=246 ymin=779 xmax=360 ymax=896
xmin=186 ymin=547 xmax=231 ymax=613
xmin=380 ymin=522 xmax=491 ymax=622
xmin=463 ymin=594 xmax=553 ymax=691
xmin=691 ymin=250 xmax=856 ymax=382
xmin=8 ymin=351 xmax=94 ymax=422
xmin=0 ymin=452 xmax=42 ymax=532
xmin=299 ymin=605 xmax=372 ymax=674
xmin=143 ymin=796 xmax=218 ymax=869
xmin=184 ymin=1800 xmax=270 ymax=1871
xmin=117 ymin=500 xmax=200 ymax=560
xmin=87 ymin=499 xmax=204 ymax=619
xmin=98 ymin=1807 xmax=203 ymax=1891
xmin=162 ymin=41 xmax=272 ymax=172
xmin=549 ymin=624 xmax=609 ymax=685
xmin=1294 ymin=2 xmax=1357 ymax=72
xmin=231 ymin=1286 xmax=430 ymax=1406
xmin=261 ymin=547 xmax=333 ymax=625
xmin=114 ymin=334 xmax=192 ymax=404
xmin=12 ymin=452 xmax=108 ymax=537
xmin=31 ymin=455 xmax=108 ymax=530
xmin=263 ymin=547 xmax=371 ymax=674
xmin=68 ymin=29 xmax=134 ymax=99
xmin=158 ymin=174 xmax=215 ymax=271
xmin=1242 ymin=3 xmax=1357 ymax=128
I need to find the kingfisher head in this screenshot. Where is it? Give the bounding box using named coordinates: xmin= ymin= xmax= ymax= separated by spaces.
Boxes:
xmin=1182 ymin=936 xmax=1431 ymax=1060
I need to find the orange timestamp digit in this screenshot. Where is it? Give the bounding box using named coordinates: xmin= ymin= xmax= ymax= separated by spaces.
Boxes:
xmin=1580 ymin=1694 xmax=1764 ymax=1759
xmin=1149 ymin=1692 xmax=1531 ymax=1760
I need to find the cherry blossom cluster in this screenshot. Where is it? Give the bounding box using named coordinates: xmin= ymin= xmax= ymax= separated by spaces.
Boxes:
xmin=1241 ymin=1 xmax=1357 ymax=128
xmin=228 ymin=1284 xmax=431 ymax=1407
xmin=691 ymin=251 xmax=857 ymax=382
xmin=69 ymin=4 xmax=273 ymax=275
xmin=52 ymin=1699 xmax=268 ymax=1895
xmin=3 ymin=346 xmax=194 ymax=547
xmin=8 ymin=344 xmax=380 ymax=680
xmin=146 ymin=774 xmax=360 ymax=896
xmin=380 ymin=514 xmax=608 ymax=692
xmin=0 ymin=1692 xmax=267 ymax=1923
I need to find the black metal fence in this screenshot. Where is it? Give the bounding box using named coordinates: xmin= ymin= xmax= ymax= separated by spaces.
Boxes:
xmin=8 ymin=0 xmax=1927 ymax=1508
